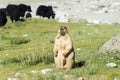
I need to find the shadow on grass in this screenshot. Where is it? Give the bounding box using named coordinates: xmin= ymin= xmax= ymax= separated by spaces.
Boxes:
xmin=74 ymin=61 xmax=85 ymax=68
xmin=19 ymin=19 xmax=25 ymax=22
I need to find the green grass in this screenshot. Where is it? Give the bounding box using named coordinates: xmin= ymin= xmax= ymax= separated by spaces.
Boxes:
xmin=0 ymin=18 xmax=120 ymax=80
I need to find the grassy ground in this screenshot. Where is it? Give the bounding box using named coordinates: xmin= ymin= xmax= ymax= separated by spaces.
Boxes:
xmin=0 ymin=18 xmax=120 ymax=80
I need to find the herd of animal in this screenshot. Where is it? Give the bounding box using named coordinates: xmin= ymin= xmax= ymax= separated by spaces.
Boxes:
xmin=0 ymin=4 xmax=55 ymax=27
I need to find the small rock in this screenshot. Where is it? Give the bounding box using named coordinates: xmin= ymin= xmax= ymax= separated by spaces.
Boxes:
xmin=76 ymin=48 xmax=81 ymax=51
xmin=31 ymin=70 xmax=39 ymax=74
xmin=106 ymin=62 xmax=118 ymax=68
xmin=5 ymin=54 xmax=9 ymax=56
xmin=8 ymin=78 xmax=20 ymax=80
xmin=41 ymin=68 xmax=52 ymax=75
xmin=110 ymin=57 xmax=114 ymax=60
xmin=87 ymin=33 xmax=90 ymax=35
xmin=15 ymin=72 xmax=21 ymax=77
xmin=22 ymin=34 xmax=28 ymax=37
xmin=78 ymin=77 xmax=84 ymax=80
xmin=104 ymin=10 xmax=108 ymax=13
xmin=114 ymin=77 xmax=119 ymax=80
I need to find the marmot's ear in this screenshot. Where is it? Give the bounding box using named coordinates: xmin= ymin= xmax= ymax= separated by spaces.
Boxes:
xmin=64 ymin=26 xmax=67 ymax=30
xmin=64 ymin=26 xmax=67 ymax=29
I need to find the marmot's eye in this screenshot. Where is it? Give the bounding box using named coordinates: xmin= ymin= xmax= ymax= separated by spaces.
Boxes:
xmin=60 ymin=28 xmax=63 ymax=30
xmin=64 ymin=27 xmax=67 ymax=29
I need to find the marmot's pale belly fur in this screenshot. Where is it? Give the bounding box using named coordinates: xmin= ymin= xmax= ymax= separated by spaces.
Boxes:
xmin=54 ymin=51 xmax=65 ymax=69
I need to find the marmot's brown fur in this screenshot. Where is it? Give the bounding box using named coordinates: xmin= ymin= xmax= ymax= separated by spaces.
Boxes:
xmin=53 ymin=26 xmax=75 ymax=69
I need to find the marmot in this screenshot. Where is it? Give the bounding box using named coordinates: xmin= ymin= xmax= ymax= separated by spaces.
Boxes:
xmin=53 ymin=26 xmax=75 ymax=69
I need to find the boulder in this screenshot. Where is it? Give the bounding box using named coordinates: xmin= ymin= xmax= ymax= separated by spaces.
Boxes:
xmin=98 ymin=34 xmax=120 ymax=53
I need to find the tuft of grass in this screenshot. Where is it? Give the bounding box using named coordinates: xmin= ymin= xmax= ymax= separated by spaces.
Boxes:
xmin=96 ymin=51 xmax=120 ymax=64
xmin=11 ymin=37 xmax=30 ymax=45
xmin=1 ymin=35 xmax=11 ymax=40
xmin=0 ymin=51 xmax=54 ymax=67
xmin=14 ymin=21 xmax=26 ymax=27
xmin=19 ymin=52 xmax=54 ymax=66
xmin=87 ymin=64 xmax=99 ymax=75
xmin=108 ymin=73 xmax=120 ymax=79
xmin=35 ymin=74 xmax=45 ymax=80
xmin=73 ymin=71 xmax=82 ymax=79
xmin=0 ymin=57 xmax=20 ymax=65
xmin=0 ymin=45 xmax=4 ymax=51
xmin=49 ymin=73 xmax=57 ymax=80
xmin=49 ymin=39 xmax=54 ymax=44
xmin=35 ymin=73 xmax=72 ymax=80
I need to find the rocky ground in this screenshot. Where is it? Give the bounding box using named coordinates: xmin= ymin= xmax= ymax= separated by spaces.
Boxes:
xmin=0 ymin=0 xmax=120 ymax=24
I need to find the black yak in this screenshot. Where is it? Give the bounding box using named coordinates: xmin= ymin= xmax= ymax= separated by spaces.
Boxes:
xmin=6 ymin=4 xmax=32 ymax=22
xmin=0 ymin=11 xmax=7 ymax=27
xmin=36 ymin=5 xmax=55 ymax=19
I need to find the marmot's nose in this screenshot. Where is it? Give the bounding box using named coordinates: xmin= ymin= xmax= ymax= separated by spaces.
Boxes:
xmin=60 ymin=28 xmax=63 ymax=31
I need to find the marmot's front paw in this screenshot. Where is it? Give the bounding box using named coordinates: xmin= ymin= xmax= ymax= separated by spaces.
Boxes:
xmin=62 ymin=53 xmax=66 ymax=57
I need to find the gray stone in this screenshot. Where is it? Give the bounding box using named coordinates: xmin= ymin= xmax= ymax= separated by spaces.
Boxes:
xmin=31 ymin=70 xmax=39 ymax=74
xmin=114 ymin=77 xmax=119 ymax=80
xmin=106 ymin=62 xmax=118 ymax=68
xmin=41 ymin=68 xmax=52 ymax=75
xmin=98 ymin=33 xmax=120 ymax=53
xmin=78 ymin=77 xmax=84 ymax=80
xmin=8 ymin=78 xmax=20 ymax=80
xmin=76 ymin=48 xmax=81 ymax=51
xmin=14 ymin=72 xmax=21 ymax=77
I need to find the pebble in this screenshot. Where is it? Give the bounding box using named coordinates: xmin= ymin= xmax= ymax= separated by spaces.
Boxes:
xmin=31 ymin=70 xmax=39 ymax=74
xmin=78 ymin=77 xmax=84 ymax=80
xmin=76 ymin=48 xmax=81 ymax=51
xmin=8 ymin=78 xmax=20 ymax=80
xmin=106 ymin=62 xmax=118 ymax=68
xmin=15 ymin=72 xmax=21 ymax=77
xmin=22 ymin=34 xmax=28 ymax=37
xmin=114 ymin=77 xmax=119 ymax=80
xmin=41 ymin=68 xmax=52 ymax=75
